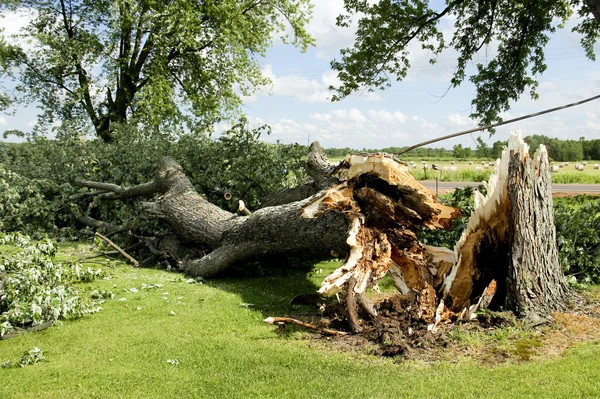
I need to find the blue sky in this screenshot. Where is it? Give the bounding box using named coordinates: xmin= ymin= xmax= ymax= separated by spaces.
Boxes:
xmin=2 ymin=1 xmax=600 ymax=150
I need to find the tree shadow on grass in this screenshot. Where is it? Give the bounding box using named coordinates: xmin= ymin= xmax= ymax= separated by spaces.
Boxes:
xmin=206 ymin=260 xmax=343 ymax=328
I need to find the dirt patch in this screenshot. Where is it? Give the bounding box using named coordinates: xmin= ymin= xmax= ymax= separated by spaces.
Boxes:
xmin=286 ymin=292 xmax=600 ymax=365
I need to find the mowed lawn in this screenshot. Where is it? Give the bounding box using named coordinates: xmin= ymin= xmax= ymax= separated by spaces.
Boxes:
xmin=1 ymin=244 xmax=600 ymax=399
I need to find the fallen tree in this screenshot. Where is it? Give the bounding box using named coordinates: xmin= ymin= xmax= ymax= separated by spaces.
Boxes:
xmin=73 ymin=132 xmax=571 ymax=333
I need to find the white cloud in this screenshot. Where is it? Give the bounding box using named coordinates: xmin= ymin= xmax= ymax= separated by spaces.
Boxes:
xmin=1 ymin=10 xmax=32 ymax=36
xmin=1 ymin=10 xmax=37 ymax=52
xmin=360 ymin=92 xmax=384 ymax=102
xmin=348 ymin=108 xmax=366 ymax=123
xmin=321 ymin=70 xmax=342 ymax=88
xmin=244 ymin=108 xmax=452 ymax=148
xmin=368 ymin=110 xmax=406 ymax=124
xmin=258 ymin=64 xmax=331 ymax=103
xmin=307 ymin=0 xmax=356 ymax=56
xmin=0 ymin=116 xmax=6 ymax=125
xmin=448 ymin=113 xmax=473 ymax=127
xmin=310 ymin=113 xmax=332 ymax=122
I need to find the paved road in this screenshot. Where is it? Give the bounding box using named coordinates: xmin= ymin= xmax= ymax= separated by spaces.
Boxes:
xmin=420 ymin=180 xmax=600 ymax=194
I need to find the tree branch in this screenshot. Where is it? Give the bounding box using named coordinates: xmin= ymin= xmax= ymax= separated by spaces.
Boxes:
xmin=95 ymin=232 xmax=139 ymax=267
xmin=376 ymin=0 xmax=466 ymax=79
xmin=59 ymin=0 xmax=100 ymax=130
xmin=74 ymin=180 xmax=163 ymax=200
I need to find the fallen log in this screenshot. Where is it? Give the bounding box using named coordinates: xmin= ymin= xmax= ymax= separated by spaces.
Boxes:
xmin=74 ymin=133 xmax=571 ymax=332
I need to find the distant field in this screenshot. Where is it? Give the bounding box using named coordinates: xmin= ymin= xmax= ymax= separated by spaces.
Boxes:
xmin=329 ymin=156 xmax=600 ymax=184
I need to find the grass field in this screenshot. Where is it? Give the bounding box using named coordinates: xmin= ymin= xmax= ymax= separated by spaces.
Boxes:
xmin=1 ymin=243 xmax=600 ymax=398
xmin=331 ymin=156 xmax=600 ymax=184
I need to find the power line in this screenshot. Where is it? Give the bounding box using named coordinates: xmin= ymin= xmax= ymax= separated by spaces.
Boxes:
xmin=396 ymin=93 xmax=600 ymax=155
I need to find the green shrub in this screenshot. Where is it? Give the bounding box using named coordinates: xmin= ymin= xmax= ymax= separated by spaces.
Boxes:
xmin=0 ymin=165 xmax=79 ymax=239
xmin=0 ymin=233 xmax=107 ymax=337
xmin=0 ymin=120 xmax=306 ymax=239
xmin=555 ymin=198 xmax=600 ymax=283
xmin=418 ymin=186 xmax=484 ymax=249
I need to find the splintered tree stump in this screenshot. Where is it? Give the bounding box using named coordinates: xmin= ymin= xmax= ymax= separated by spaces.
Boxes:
xmin=75 ymin=133 xmax=571 ymax=333
xmin=435 ymin=133 xmax=571 ymax=327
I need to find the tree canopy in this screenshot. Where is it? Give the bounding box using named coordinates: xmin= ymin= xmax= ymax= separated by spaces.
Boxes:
xmin=331 ymin=0 xmax=600 ymax=127
xmin=0 ymin=0 xmax=314 ymax=141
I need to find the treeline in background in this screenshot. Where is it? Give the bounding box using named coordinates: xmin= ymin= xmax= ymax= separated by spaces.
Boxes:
xmin=324 ymin=135 xmax=600 ymax=162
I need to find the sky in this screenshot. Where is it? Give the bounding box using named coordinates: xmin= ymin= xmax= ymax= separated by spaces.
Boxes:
xmin=2 ymin=1 xmax=600 ymax=150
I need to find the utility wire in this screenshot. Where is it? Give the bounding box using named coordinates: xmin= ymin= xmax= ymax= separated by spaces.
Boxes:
xmin=395 ymin=93 xmax=600 ymax=156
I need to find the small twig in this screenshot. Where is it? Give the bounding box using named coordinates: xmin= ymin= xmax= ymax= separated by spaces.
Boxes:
xmin=264 ymin=317 xmax=348 ymax=336
xmin=80 ymin=241 xmax=145 ymax=261
xmin=95 ymin=232 xmax=140 ymax=267
xmin=237 ymin=200 xmax=252 ymax=216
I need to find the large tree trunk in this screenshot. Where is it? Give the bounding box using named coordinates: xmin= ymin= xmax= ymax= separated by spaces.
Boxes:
xmin=439 ymin=134 xmax=571 ymax=327
xmin=75 ymin=133 xmax=571 ymax=331
xmin=506 ymin=142 xmax=570 ymax=322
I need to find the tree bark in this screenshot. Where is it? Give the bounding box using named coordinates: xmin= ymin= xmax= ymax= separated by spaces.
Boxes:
xmin=505 ymin=145 xmax=570 ymax=322
xmin=585 ymin=0 xmax=600 ymax=24
xmin=75 ymin=134 xmax=571 ymax=330
xmin=439 ymin=133 xmax=572 ymax=325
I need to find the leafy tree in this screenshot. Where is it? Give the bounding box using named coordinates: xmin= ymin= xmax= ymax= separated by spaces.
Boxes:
xmin=475 ymin=137 xmax=490 ymax=158
xmin=452 ymin=143 xmax=471 ymax=158
xmin=330 ymin=0 xmax=600 ymax=127
xmin=490 ymin=140 xmax=506 ymax=159
xmin=0 ymin=0 xmax=314 ymax=141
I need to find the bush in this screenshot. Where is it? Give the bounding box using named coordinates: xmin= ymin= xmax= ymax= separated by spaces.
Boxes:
xmin=0 ymin=233 xmax=107 ymax=337
xmin=0 ymin=120 xmax=306 ymax=239
xmin=0 ymin=165 xmax=79 ymax=239
xmin=555 ymin=197 xmax=600 ymax=284
xmin=418 ymin=186 xmax=484 ymax=249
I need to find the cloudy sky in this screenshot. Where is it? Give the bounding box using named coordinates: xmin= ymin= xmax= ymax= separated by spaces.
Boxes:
xmin=2 ymin=1 xmax=600 ymax=150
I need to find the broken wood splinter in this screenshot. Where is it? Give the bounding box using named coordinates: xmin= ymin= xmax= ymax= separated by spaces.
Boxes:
xmin=95 ymin=232 xmax=140 ymax=267
xmin=264 ymin=317 xmax=348 ymax=336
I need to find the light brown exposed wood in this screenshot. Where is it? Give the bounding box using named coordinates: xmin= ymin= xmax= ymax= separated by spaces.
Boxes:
xmin=263 ymin=317 xmax=348 ymax=336
xmin=95 ymin=232 xmax=139 ymax=267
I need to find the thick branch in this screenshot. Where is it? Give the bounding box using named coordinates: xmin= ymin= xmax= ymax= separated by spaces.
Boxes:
xmin=585 ymin=0 xmax=600 ymax=23
xmin=76 ymin=214 xmax=127 ymax=237
xmin=74 ymin=180 xmax=163 ymax=200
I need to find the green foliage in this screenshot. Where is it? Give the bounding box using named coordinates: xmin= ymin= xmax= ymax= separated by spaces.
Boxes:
xmin=0 ymin=165 xmax=78 ymax=238
xmin=331 ymin=0 xmax=597 ymax=128
xmin=524 ymin=134 xmax=591 ymax=161
xmin=0 ymin=233 xmax=106 ymax=337
xmin=0 ymin=0 xmax=314 ymax=141
xmin=174 ymin=120 xmax=306 ymax=210
xmin=1 ymin=347 xmax=46 ymax=369
xmin=419 ymin=186 xmax=484 ymax=249
xmin=0 ymin=121 xmax=306 ymax=238
xmin=555 ymin=197 xmax=600 ymax=284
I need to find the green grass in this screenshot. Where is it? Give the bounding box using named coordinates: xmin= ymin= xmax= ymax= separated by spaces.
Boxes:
xmin=2 ymin=245 xmax=600 ymax=398
xmin=331 ymin=156 xmax=600 ymax=184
